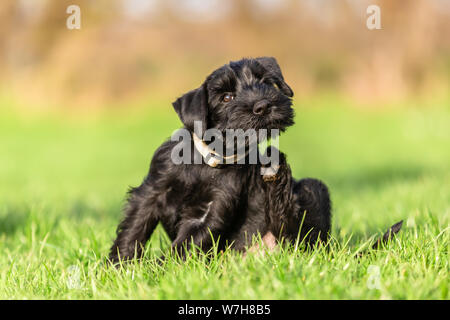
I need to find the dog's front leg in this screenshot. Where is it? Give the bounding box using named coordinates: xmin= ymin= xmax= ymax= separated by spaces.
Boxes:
xmin=169 ymin=201 xmax=229 ymax=259
xmin=109 ymin=191 xmax=160 ymax=264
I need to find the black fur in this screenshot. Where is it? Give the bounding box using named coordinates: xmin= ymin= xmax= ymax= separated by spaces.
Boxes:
xmin=109 ymin=57 xmax=331 ymax=263
xmin=262 ymin=148 xmax=331 ymax=247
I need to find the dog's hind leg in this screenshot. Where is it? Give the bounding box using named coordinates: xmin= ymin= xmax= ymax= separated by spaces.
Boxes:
xmin=109 ymin=189 xmax=160 ymax=264
xmin=263 ymin=148 xmax=331 ymax=248
xmin=293 ymin=178 xmax=331 ymax=246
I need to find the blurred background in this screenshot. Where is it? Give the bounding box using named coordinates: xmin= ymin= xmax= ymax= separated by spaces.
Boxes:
xmin=0 ymin=0 xmax=449 ymax=248
xmin=0 ymin=0 xmax=449 ymax=109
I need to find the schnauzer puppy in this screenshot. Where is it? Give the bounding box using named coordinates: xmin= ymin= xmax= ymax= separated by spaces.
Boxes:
xmin=109 ymin=57 xmax=331 ymax=263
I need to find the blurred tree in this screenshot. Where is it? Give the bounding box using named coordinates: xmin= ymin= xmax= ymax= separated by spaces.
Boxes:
xmin=0 ymin=0 xmax=448 ymax=108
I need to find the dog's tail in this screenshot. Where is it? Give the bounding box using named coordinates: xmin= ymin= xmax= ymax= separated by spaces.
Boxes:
xmin=371 ymin=220 xmax=403 ymax=249
xmin=356 ymin=220 xmax=403 ymax=258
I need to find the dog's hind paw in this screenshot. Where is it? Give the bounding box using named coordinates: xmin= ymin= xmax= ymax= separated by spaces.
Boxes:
xmin=261 ymin=164 xmax=280 ymax=182
xmin=261 ymin=146 xmax=288 ymax=182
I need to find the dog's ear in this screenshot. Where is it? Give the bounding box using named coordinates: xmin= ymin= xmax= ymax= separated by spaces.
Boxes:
xmin=256 ymin=57 xmax=294 ymax=97
xmin=172 ymin=83 xmax=208 ymax=133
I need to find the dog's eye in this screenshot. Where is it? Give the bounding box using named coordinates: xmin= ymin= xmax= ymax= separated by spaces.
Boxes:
xmin=264 ymin=79 xmax=279 ymax=90
xmin=222 ymin=93 xmax=234 ymax=103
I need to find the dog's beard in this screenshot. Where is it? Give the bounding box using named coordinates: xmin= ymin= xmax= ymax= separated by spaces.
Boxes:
xmin=224 ymin=105 xmax=294 ymax=132
xmin=205 ymin=110 xmax=291 ymax=159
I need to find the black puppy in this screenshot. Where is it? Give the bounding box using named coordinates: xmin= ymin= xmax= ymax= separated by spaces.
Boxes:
xmin=109 ymin=57 xmax=331 ymax=263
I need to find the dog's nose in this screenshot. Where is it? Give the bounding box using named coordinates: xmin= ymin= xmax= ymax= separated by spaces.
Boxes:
xmin=253 ymin=100 xmax=270 ymax=115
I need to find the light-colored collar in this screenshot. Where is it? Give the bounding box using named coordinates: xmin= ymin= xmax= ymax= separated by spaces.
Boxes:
xmin=192 ymin=133 xmax=250 ymax=167
xmin=193 ymin=133 xmax=280 ymax=181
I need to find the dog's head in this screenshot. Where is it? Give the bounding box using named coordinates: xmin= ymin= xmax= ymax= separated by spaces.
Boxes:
xmin=172 ymin=57 xmax=294 ymax=135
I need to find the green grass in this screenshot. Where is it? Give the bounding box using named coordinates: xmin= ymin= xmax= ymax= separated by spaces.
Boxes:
xmin=0 ymin=99 xmax=448 ymax=299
